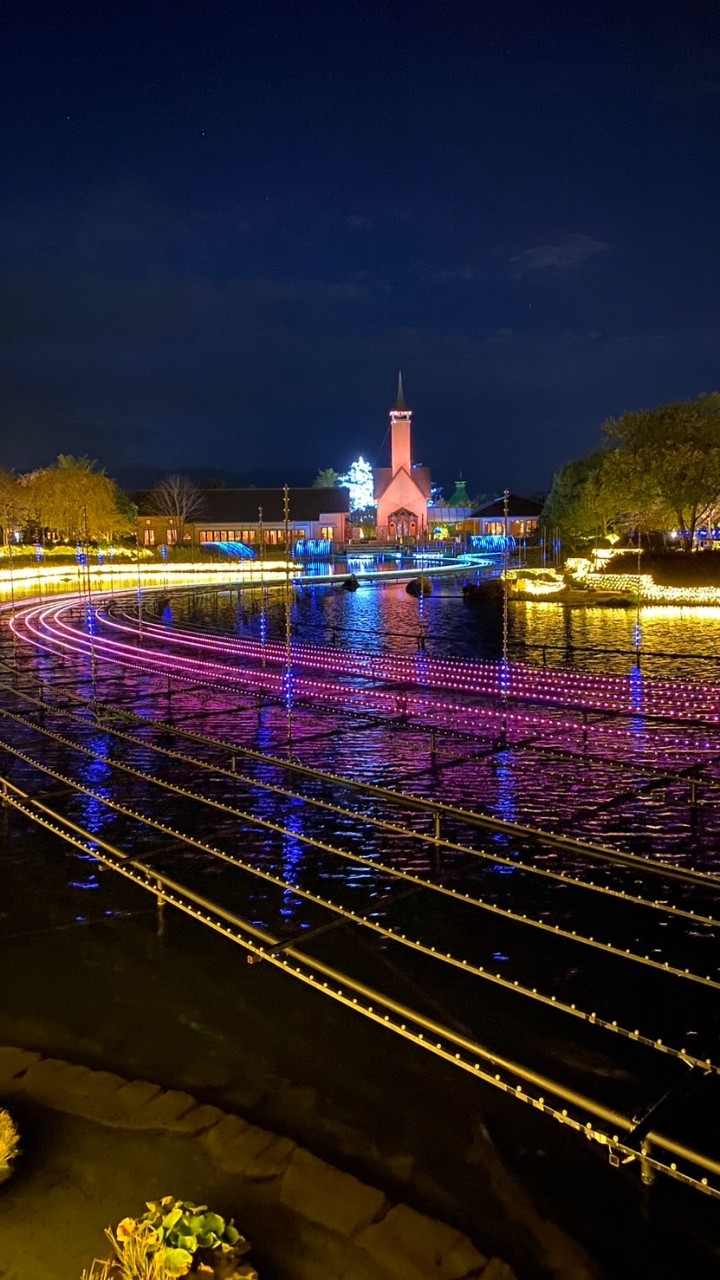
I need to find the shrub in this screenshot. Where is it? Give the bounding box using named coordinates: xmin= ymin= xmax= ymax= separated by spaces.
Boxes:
xmin=83 ymin=1199 xmax=258 ymax=1279
xmin=0 ymin=1109 xmax=20 ymax=1180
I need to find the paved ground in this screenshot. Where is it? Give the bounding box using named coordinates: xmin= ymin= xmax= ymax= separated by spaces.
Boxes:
xmin=0 ymin=1101 xmax=270 ymax=1280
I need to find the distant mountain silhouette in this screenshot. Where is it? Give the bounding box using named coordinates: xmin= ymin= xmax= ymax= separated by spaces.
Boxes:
xmin=114 ymin=463 xmax=314 ymax=492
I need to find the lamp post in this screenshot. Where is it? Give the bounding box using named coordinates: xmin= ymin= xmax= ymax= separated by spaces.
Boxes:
xmin=500 ymin=488 xmax=510 ymax=748
xmin=83 ymin=505 xmax=97 ymax=691
xmin=283 ymin=485 xmax=294 ymax=757
xmin=634 ymin=529 xmax=642 ymax=669
xmin=502 ymin=488 xmax=510 ymax=667
xmin=136 ymin=531 xmax=143 ymax=637
xmin=5 ymin=508 xmax=16 ymax=661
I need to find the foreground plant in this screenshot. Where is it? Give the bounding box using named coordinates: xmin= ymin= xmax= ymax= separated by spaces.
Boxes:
xmin=82 ymin=1198 xmax=257 ymax=1279
xmin=0 ymin=1108 xmax=20 ymax=1181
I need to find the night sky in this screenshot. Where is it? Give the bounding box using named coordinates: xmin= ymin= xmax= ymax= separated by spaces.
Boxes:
xmin=2 ymin=0 xmax=719 ymax=496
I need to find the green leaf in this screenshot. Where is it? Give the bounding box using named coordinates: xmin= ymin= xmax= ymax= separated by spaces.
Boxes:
xmin=160 ymin=1247 xmax=193 ymax=1277
xmin=202 ymin=1213 xmax=225 ymax=1235
xmin=188 ymin=1216 xmax=205 ymax=1234
xmin=223 ymin=1225 xmax=240 ymax=1245
xmin=175 ymin=1234 xmax=197 ymax=1253
xmin=162 ymin=1207 xmax=183 ymax=1232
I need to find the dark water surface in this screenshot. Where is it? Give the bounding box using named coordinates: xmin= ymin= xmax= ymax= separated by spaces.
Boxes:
xmin=2 ymin=576 xmax=720 ymax=1278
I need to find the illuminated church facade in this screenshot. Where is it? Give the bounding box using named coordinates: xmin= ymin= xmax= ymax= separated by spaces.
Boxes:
xmin=374 ymin=375 xmax=431 ymax=541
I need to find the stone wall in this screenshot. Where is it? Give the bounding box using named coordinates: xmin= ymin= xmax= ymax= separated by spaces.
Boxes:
xmin=0 ymin=1045 xmax=516 ymax=1280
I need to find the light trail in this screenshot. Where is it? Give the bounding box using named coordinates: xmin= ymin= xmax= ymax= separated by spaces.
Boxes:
xmin=105 ymin=602 xmax=720 ymax=723
xmin=3 ymin=681 xmax=719 ymax=918
xmin=4 ymin=618 xmax=720 ymax=893
xmin=13 ymin=597 xmax=720 ymax=763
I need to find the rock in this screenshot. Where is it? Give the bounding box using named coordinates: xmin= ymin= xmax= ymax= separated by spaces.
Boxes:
xmin=20 ymin=1059 xmax=221 ymax=1133
xmin=204 ymin=1115 xmax=296 ymax=1181
xmin=0 ymin=1046 xmax=40 ymax=1091
xmin=280 ymin=1147 xmax=388 ymax=1237
xmin=481 ymin=1260 xmax=517 ymax=1280
xmin=356 ymin=1204 xmax=488 ymax=1280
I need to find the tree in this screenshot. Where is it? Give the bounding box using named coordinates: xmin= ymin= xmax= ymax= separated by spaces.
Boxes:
xmin=150 ymin=474 xmax=204 ymax=544
xmin=313 ymin=467 xmax=340 ymax=489
xmin=338 ymin=456 xmax=375 ymax=513
xmin=347 ymin=505 xmax=377 ymax=538
xmin=0 ymin=470 xmax=26 ymax=546
xmin=597 ymin=447 xmax=668 ymax=540
xmin=542 ymin=450 xmax=616 ymax=541
xmin=603 ymin=394 xmax=720 ymax=549
xmin=25 ymin=456 xmax=134 ymax=542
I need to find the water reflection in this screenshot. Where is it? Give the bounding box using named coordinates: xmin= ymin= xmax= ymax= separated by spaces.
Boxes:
xmin=279 ymin=804 xmax=306 ymax=927
xmin=76 ymin=736 xmax=114 ymax=835
xmin=493 ymin=750 xmax=517 ymax=825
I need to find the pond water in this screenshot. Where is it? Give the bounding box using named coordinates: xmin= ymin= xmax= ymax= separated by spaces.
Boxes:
xmin=1 ymin=574 xmax=720 ymax=1277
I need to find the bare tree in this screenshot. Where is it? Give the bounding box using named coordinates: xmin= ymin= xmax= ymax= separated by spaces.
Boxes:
xmin=150 ymin=474 xmax=204 ymax=545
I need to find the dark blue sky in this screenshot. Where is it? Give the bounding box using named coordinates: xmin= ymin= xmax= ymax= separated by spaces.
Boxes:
xmin=1 ymin=0 xmax=719 ymax=495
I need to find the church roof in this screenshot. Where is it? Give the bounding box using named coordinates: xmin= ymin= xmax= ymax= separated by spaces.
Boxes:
xmin=471 ymin=493 xmax=544 ymax=519
xmin=393 ymin=371 xmax=409 ymax=412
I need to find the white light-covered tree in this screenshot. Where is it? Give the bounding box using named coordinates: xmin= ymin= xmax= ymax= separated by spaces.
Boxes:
xmin=338 ymin=456 xmax=375 ymax=513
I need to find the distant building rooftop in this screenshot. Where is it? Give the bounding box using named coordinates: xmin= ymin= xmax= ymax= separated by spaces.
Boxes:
xmin=136 ymin=487 xmax=349 ymax=523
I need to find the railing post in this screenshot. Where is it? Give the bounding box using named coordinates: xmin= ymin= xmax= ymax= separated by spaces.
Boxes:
xmin=640 ymin=1138 xmax=655 ymax=1186
xmin=156 ymin=879 xmax=166 ymax=938
xmin=431 ymin=811 xmax=442 ymax=873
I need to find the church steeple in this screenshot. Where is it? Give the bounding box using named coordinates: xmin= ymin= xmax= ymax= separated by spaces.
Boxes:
xmin=389 ymin=372 xmax=412 ymax=478
xmin=394 ymin=370 xmax=409 ymax=412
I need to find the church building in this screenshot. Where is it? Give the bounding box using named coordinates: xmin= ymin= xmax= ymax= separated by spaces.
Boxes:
xmin=374 ymin=375 xmax=431 ymax=541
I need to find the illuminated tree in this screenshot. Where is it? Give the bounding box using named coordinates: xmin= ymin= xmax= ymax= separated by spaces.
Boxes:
xmin=25 ymin=456 xmax=134 ymax=542
xmin=338 ymin=456 xmax=375 ymax=513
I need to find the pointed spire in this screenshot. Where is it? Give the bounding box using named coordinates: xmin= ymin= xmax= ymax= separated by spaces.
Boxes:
xmin=393 ymin=370 xmax=409 ymax=412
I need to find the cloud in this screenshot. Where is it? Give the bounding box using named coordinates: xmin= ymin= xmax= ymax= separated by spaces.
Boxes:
xmin=433 ymin=262 xmax=485 ymax=282
xmin=510 ymin=233 xmax=607 ymax=276
xmin=346 ymin=214 xmax=373 ymax=230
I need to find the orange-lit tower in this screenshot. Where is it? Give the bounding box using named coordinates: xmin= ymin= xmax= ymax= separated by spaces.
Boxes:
xmin=390 ymin=372 xmax=412 ymax=476
xmin=374 ymin=373 xmax=431 ymax=541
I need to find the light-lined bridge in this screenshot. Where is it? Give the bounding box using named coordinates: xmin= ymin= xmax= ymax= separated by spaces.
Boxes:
xmin=2 ymin=586 xmax=720 ymax=1208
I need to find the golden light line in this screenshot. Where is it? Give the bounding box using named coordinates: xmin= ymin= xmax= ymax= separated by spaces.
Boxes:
xmin=1 ymin=701 xmax=718 ymax=1071
xmin=4 ymin=680 xmax=717 ymax=925
xmin=2 ymin=776 xmax=719 ymax=1203
xmin=3 ymin=717 xmax=719 ymax=990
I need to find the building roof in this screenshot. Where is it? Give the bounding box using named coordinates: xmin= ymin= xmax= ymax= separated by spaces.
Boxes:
xmin=393 ymin=371 xmax=409 ymax=412
xmin=447 ymin=478 xmax=471 ymax=507
xmin=137 ymin=487 xmax=349 ymax=523
xmin=471 ymin=493 xmax=544 ymax=519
